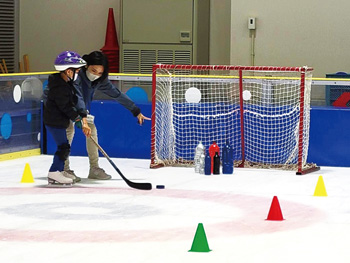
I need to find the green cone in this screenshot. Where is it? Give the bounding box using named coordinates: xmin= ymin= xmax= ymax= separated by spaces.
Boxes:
xmin=189 ymin=223 xmax=212 ymax=252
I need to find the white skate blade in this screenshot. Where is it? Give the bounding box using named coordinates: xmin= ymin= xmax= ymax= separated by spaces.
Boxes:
xmin=47 ymin=178 xmax=73 ymax=188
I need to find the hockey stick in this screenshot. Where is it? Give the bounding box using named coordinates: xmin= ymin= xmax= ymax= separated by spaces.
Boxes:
xmin=89 ymin=137 xmax=152 ymax=190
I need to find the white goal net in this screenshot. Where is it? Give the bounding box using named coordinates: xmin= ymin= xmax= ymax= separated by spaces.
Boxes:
xmin=151 ymin=65 xmax=319 ymax=175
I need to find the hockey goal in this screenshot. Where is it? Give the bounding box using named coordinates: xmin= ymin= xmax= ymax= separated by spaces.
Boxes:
xmin=150 ymin=64 xmax=319 ymax=175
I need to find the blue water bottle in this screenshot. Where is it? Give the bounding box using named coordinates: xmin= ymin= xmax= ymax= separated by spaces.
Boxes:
xmin=204 ymin=150 xmax=211 ymax=175
xmin=222 ymin=140 xmax=233 ymax=174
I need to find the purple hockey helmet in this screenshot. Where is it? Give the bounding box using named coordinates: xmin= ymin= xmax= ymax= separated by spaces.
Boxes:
xmin=54 ymin=51 xmax=86 ymax=71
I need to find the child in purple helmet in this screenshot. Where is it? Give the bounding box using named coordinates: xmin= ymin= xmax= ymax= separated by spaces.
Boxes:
xmin=43 ymin=51 xmax=91 ymax=186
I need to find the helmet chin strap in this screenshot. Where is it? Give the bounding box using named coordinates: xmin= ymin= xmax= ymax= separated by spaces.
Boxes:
xmin=64 ymin=69 xmax=76 ymax=82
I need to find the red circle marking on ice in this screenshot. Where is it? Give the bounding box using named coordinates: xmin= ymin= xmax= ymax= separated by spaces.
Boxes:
xmin=0 ymin=187 xmax=325 ymax=243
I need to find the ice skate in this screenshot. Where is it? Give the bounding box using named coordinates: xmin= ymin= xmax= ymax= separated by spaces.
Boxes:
xmin=88 ymin=167 xmax=112 ymax=180
xmin=47 ymin=171 xmax=73 ymax=187
xmin=63 ymin=170 xmax=81 ymax=183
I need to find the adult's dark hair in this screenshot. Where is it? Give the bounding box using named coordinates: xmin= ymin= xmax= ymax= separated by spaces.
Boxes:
xmin=82 ymin=51 xmax=109 ymax=81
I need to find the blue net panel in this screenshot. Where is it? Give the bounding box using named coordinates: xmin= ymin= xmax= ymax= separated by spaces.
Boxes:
xmin=160 ymin=103 xmax=299 ymax=165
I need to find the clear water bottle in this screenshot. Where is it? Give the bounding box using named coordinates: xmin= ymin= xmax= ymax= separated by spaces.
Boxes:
xmin=222 ymin=140 xmax=233 ymax=174
xmin=194 ymin=141 xmax=204 ymax=173
xmin=199 ymin=151 xmax=205 ymax=174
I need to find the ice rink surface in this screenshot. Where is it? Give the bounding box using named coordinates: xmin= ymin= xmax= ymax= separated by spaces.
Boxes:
xmin=0 ymin=155 xmax=349 ymax=263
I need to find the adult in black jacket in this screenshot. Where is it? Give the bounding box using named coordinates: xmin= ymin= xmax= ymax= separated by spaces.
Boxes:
xmin=44 ymin=51 xmax=91 ymax=186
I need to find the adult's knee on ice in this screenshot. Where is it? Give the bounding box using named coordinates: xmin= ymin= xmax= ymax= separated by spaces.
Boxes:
xmin=56 ymin=143 xmax=71 ymax=161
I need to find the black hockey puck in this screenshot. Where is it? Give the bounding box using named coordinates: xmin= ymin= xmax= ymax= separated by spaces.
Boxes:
xmin=156 ymin=185 xmax=165 ymax=189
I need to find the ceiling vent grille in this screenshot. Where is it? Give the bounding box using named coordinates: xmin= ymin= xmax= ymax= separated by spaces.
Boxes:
xmin=122 ymin=47 xmax=192 ymax=74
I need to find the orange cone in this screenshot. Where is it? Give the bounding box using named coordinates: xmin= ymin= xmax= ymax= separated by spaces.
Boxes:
xmin=266 ymin=196 xmax=284 ymax=221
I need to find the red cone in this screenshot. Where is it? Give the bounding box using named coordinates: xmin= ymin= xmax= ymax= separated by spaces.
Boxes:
xmin=266 ymin=196 xmax=284 ymax=221
xmin=101 ymin=8 xmax=119 ymax=72
xmin=101 ymin=8 xmax=119 ymax=51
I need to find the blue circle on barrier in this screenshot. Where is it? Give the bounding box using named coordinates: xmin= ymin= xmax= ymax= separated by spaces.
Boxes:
xmin=43 ymin=79 xmax=48 ymax=90
xmin=0 ymin=113 xmax=12 ymax=140
xmin=27 ymin=113 xmax=32 ymax=122
xmin=126 ymin=87 xmax=149 ymax=103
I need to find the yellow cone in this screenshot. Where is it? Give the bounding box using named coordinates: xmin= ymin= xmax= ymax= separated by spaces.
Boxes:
xmin=313 ymin=175 xmax=327 ymax=196
xmin=21 ymin=163 xmax=35 ymax=183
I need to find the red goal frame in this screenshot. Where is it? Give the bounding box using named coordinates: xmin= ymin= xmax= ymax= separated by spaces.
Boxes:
xmin=151 ymin=64 xmax=320 ymax=175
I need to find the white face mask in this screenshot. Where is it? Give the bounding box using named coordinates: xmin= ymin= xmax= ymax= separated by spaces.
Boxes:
xmin=86 ymin=70 xmax=101 ymax=82
xmin=73 ymin=73 xmax=78 ymax=81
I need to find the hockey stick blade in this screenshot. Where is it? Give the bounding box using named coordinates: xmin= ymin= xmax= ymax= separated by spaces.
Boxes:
xmin=90 ymin=137 xmax=152 ymax=190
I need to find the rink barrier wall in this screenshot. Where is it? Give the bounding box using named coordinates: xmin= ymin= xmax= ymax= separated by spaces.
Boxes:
xmin=45 ymin=101 xmax=152 ymax=159
xmin=44 ymin=102 xmax=350 ymax=168
xmin=308 ymin=106 xmax=350 ymax=167
xmin=0 ymin=74 xmax=48 ymax=159
xmin=1 ymin=72 xmax=350 ymax=167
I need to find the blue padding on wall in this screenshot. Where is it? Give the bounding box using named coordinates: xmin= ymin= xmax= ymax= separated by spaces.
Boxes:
xmin=308 ymin=106 xmax=350 ymax=167
xmin=46 ymin=101 xmax=152 ymax=159
xmin=45 ymin=103 xmax=350 ymax=167
xmin=90 ymin=101 xmax=152 ymax=158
